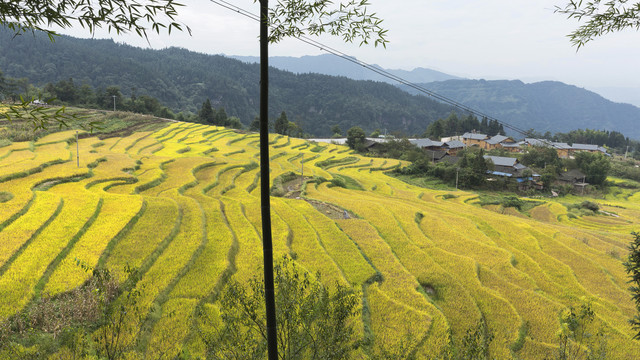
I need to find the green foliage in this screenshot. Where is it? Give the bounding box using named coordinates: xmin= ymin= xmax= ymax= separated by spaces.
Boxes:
xmin=331 ymin=125 xmax=342 ymax=137
xmin=266 ymin=0 xmax=388 ymax=47
xmin=275 ymin=111 xmax=289 ymax=135
xmin=624 ymin=232 xmax=640 ymax=339
xmin=555 ymin=1 xmax=640 ymax=48
xmin=554 ymin=128 xmax=629 ymax=151
xmin=580 ymin=200 xmax=600 ymax=212
xmin=0 ymin=29 xmax=457 ymax=137
xmin=249 ymin=116 xmax=260 ymax=132
xmin=199 ymin=99 xmax=215 ymax=124
xmin=575 ymin=152 xmax=611 ymax=186
xmin=226 ymin=116 xmax=243 ymax=130
xmin=0 ymin=0 xmax=189 ymax=41
xmin=0 ymin=264 xmax=143 ymax=360
xmin=346 ymin=126 xmax=366 ymax=150
xmin=457 ymin=319 xmax=494 ymax=360
xmin=270 ymin=171 xmax=300 ymax=197
xmin=0 ymin=191 xmax=13 ymax=203
xmin=196 ymin=255 xmax=360 ymax=360
xmin=521 ymin=146 xmax=562 ymax=170
xmin=555 ymin=302 xmax=607 ymax=360
xmin=424 ymin=113 xmax=504 ymax=138
xmin=510 ymin=321 xmax=529 ymax=353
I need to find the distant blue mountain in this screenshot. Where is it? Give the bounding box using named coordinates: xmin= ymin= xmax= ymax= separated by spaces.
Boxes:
xmin=402 ymin=79 xmax=640 ymax=139
xmin=231 ymin=54 xmax=463 ymax=84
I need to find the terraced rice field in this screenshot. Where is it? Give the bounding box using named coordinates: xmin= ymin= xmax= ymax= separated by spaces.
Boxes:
xmin=1 ymin=120 xmax=639 ymax=358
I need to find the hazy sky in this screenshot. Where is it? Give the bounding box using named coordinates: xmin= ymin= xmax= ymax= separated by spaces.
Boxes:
xmin=60 ymin=0 xmax=640 ymax=98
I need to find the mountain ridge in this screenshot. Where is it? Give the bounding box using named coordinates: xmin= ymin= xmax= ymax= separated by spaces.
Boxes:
xmin=1 ymin=31 xmax=640 ymax=138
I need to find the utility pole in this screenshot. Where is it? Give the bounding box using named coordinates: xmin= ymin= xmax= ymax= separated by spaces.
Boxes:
xmin=301 ymin=155 xmax=304 ymax=183
xmin=582 ymin=175 xmax=586 ymax=196
xmin=112 ymin=95 xmax=116 ymax=112
xmin=625 ymin=145 xmax=629 ymax=159
xmin=76 ymin=131 xmax=79 ymax=167
xmin=456 ymin=168 xmax=459 ymax=190
xmin=259 ymin=1 xmax=278 ymax=359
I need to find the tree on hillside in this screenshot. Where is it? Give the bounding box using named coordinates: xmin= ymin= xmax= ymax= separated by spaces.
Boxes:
xmin=250 ymin=116 xmax=261 ymax=132
xmin=331 ymin=125 xmax=342 ymax=137
xmin=521 ymin=146 xmax=562 ymax=170
xmin=216 ymin=107 xmax=228 ymax=126
xmin=1 ymin=0 xmax=189 ymax=129
xmin=625 ymin=232 xmax=640 ymax=339
xmin=199 ymin=99 xmax=215 ymax=124
xmin=275 ymin=111 xmax=289 ymax=135
xmin=574 ymin=151 xmax=611 ymax=186
xmin=556 ymin=1 xmax=640 ymax=48
xmin=346 ymin=126 xmax=366 ymax=151
xmin=196 ymin=256 xmax=360 ymax=360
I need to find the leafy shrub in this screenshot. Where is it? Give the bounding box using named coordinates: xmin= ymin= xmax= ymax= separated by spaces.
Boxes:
xmin=580 ymin=200 xmax=600 ymax=212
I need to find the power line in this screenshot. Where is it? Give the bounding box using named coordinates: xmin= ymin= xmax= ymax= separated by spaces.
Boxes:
xmin=208 ymin=0 xmax=534 ymax=138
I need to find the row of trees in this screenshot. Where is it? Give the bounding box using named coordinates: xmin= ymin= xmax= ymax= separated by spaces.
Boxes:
xmin=197 ymin=98 xmax=243 ymax=129
xmin=423 ymin=113 xmax=506 ymax=139
xmin=525 ymin=128 xmax=634 ymax=156
xmin=0 ymin=72 xmax=179 ymax=120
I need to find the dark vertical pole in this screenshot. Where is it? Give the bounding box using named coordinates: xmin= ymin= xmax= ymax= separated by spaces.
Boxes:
xmin=259 ymin=1 xmax=278 ymax=359
xmin=76 ymin=130 xmax=79 ymax=167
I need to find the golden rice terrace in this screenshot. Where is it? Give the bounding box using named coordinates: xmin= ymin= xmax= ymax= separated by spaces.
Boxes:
xmin=0 ymin=119 xmax=639 ymax=358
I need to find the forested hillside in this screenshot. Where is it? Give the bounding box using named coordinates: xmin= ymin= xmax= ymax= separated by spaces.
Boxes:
xmin=406 ymin=79 xmax=640 ymax=139
xmin=232 ymin=54 xmax=462 ymax=83
xmin=0 ymin=30 xmax=454 ymax=137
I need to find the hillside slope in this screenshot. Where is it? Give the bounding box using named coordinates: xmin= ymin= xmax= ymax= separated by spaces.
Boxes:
xmin=0 ymin=115 xmax=639 ymax=358
xmin=0 ymin=30 xmax=454 ymax=137
xmin=232 ymin=54 xmax=463 ymax=83
xmin=405 ymin=79 xmax=640 ymax=139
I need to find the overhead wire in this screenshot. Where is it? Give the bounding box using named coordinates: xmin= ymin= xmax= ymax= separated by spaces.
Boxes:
xmin=208 ymin=0 xmax=537 ymax=139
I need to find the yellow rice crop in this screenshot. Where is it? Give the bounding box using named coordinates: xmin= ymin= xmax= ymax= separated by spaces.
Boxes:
xmin=132 ymin=195 xmax=204 ymax=313
xmin=107 ymin=197 xmax=180 ymax=280
xmin=170 ymin=195 xmax=233 ymax=299
xmin=0 ymin=191 xmax=62 ymax=268
xmin=272 ymin=199 xmax=347 ymax=285
xmin=220 ymin=198 xmax=263 ymax=283
xmin=146 ymin=298 xmax=198 ymax=359
xmin=34 ymin=130 xmax=84 ymax=145
xmin=0 ymin=193 xmax=100 ymax=320
xmin=109 ymin=131 xmax=152 ymax=153
xmin=287 ymin=200 xmax=375 ymax=286
xmin=0 ymin=148 xmax=36 ymax=169
xmin=44 ymin=194 xmax=144 ymax=295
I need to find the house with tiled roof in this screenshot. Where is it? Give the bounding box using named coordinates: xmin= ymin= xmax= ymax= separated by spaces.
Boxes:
xmin=443 ymin=140 xmax=466 ymax=155
xmin=502 ymin=141 xmax=523 ymax=153
xmin=409 ymin=138 xmax=444 ymax=151
xmin=461 ymin=132 xmax=489 ymax=148
xmin=484 ymin=155 xmax=541 ymax=190
xmin=569 ymin=143 xmax=609 ymax=156
xmin=484 ymin=135 xmax=516 ymax=150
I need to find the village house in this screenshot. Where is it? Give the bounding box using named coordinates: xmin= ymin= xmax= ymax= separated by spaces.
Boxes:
xmin=443 ymin=140 xmax=466 ymax=156
xmin=461 ymin=132 xmax=489 ymax=148
xmin=501 ymin=141 xmax=523 ymax=153
xmin=521 ymin=138 xmax=608 ymax=158
xmin=410 ymin=138 xmax=467 ymax=157
xmin=484 ymin=155 xmax=541 ymax=190
xmin=552 ymin=142 xmax=572 ymax=158
xmin=484 ymin=134 xmax=516 ymax=150
xmin=409 ymin=138 xmax=445 ymax=151
xmin=569 ymin=143 xmax=609 ymax=157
